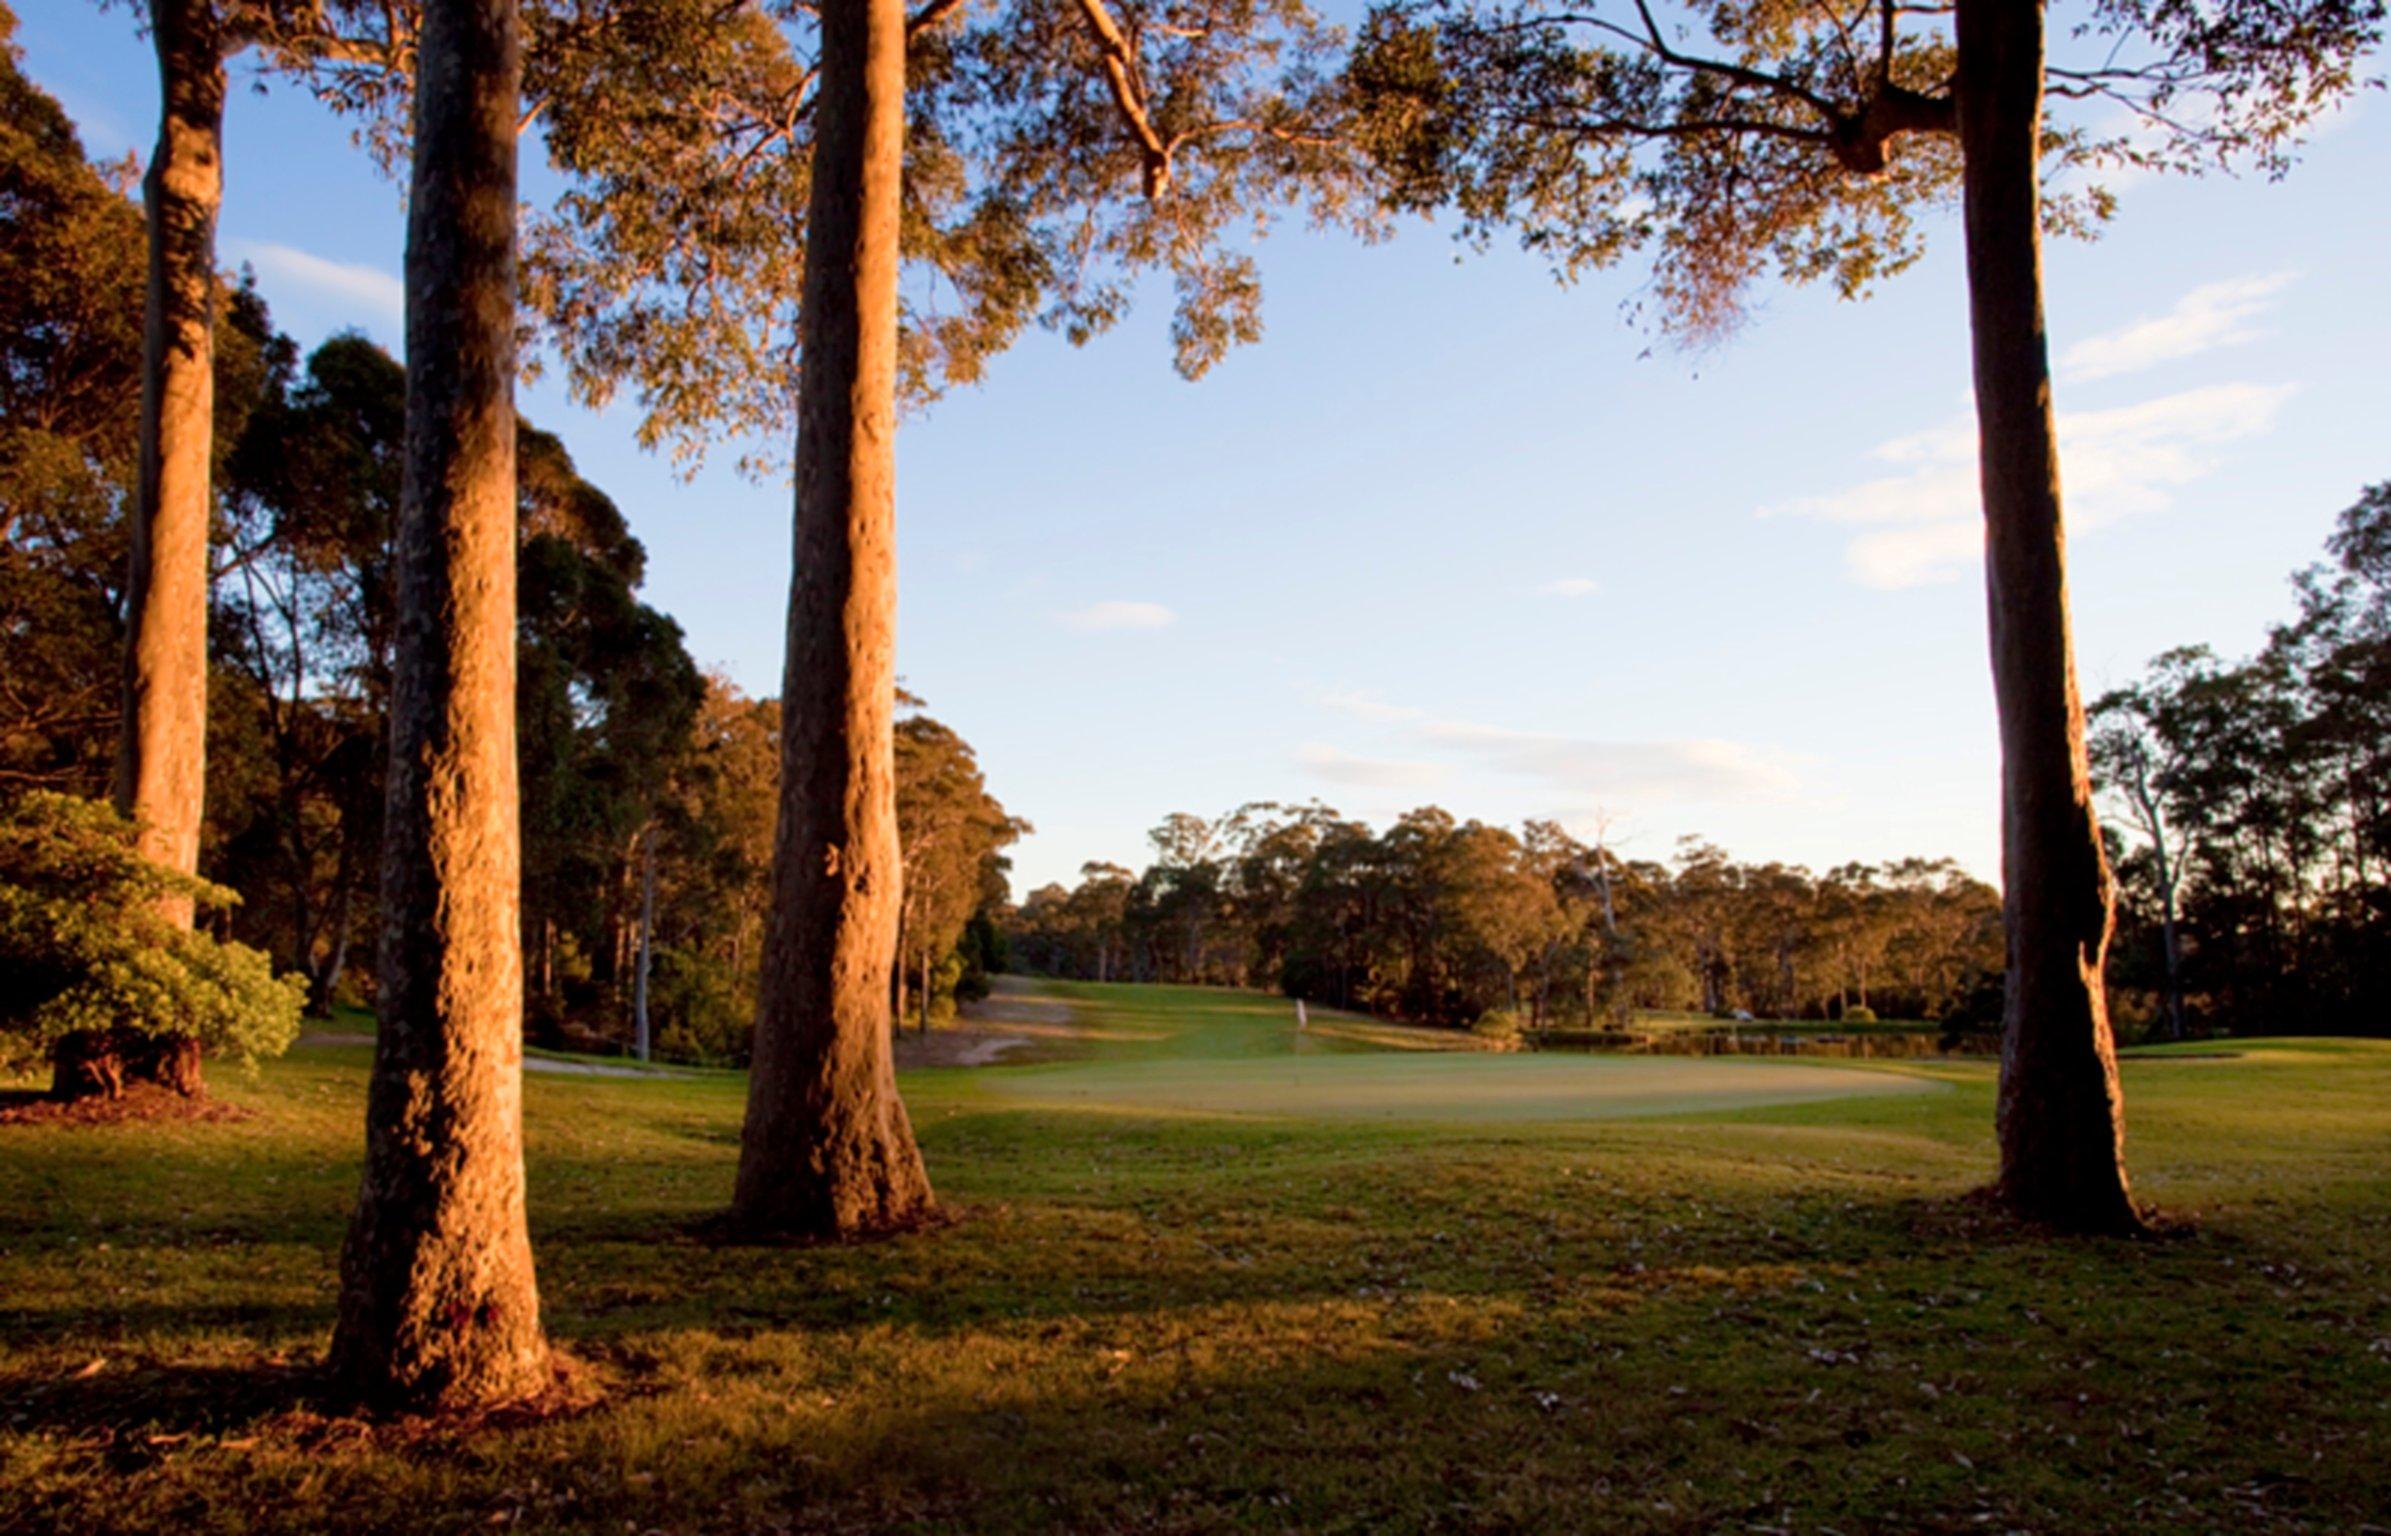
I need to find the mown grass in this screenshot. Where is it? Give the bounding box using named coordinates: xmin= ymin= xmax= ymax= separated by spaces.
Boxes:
xmin=2 ymin=981 xmax=2386 ymax=1533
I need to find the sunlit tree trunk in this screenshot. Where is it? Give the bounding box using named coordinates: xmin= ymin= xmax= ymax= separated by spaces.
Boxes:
xmin=330 ymin=0 xmax=550 ymax=1408
xmin=117 ymin=0 xmax=223 ymax=926
xmin=633 ymin=822 xmax=657 ymax=1061
xmin=730 ymin=0 xmax=934 ymax=1238
xmin=1955 ymin=0 xmax=2139 ymax=1235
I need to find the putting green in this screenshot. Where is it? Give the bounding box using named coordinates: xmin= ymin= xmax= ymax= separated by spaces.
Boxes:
xmin=984 ymin=1050 xmax=1941 ymax=1124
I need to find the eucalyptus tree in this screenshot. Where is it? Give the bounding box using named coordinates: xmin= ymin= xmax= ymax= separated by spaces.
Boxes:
xmin=1346 ymin=0 xmax=2382 ymax=1233
xmin=893 ymin=700 xmax=1022 ymax=1029
xmin=328 ymin=0 xmax=550 ymax=1409
xmin=589 ymin=0 xmax=1360 ymax=1238
xmin=107 ymin=0 xmax=404 ymax=927
xmin=2090 ymin=666 xmax=2205 ymax=1041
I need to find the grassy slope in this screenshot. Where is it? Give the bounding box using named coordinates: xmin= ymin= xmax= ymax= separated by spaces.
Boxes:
xmin=0 ymin=980 xmax=2384 ymax=1533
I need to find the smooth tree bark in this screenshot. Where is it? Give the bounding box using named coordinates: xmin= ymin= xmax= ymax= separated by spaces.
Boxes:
xmin=329 ymin=0 xmax=549 ymax=1409
xmin=1954 ymin=0 xmax=2140 ymax=1235
xmin=2111 ymin=738 xmax=2188 ymax=1042
xmin=633 ymin=824 xmax=656 ymax=1062
xmin=116 ymin=0 xmax=225 ymax=928
xmin=730 ymin=0 xmax=935 ymax=1238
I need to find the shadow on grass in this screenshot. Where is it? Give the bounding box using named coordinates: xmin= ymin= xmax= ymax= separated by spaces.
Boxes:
xmin=2 ymin=1357 xmax=323 ymax=1459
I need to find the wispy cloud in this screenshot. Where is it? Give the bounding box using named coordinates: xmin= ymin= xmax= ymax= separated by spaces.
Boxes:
xmin=1309 ymin=695 xmax=1794 ymax=804
xmin=1058 ymin=599 xmax=1176 ymax=632
xmin=1322 ymin=689 xmax=1428 ymax=724
xmin=2060 ymin=272 xmax=2293 ymax=382
xmin=1770 ymin=380 xmax=2296 ymax=589
xmin=1294 ymin=743 xmax=1449 ymax=789
xmin=230 ymin=240 xmax=405 ymax=330
xmin=1420 ymin=719 xmax=1796 ymax=800
xmin=1538 ymin=576 xmax=1601 ymax=598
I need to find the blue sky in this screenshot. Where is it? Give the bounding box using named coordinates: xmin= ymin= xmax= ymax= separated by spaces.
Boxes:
xmin=18 ymin=2 xmax=2390 ymax=895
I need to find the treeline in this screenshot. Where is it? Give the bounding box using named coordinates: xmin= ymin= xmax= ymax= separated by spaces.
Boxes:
xmin=1008 ymin=808 xmax=2002 ymax=1032
xmin=2093 ymin=485 xmax=2391 ymax=1039
xmin=0 ymin=65 xmax=1016 ymax=1060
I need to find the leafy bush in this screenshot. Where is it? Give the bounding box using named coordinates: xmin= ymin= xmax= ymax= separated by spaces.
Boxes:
xmin=1470 ymin=1009 xmax=1523 ymax=1043
xmin=1844 ymin=1005 xmax=1878 ymax=1024
xmin=0 ymin=792 xmax=301 ymax=1074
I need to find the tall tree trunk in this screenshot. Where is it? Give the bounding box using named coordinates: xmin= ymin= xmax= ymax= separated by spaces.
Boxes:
xmin=633 ymin=822 xmax=657 ymax=1061
xmin=730 ymin=0 xmax=933 ymax=1239
xmin=117 ymin=0 xmax=224 ymax=928
xmin=112 ymin=0 xmax=225 ymax=1095
xmin=306 ymin=874 xmax=356 ymax=1018
xmin=2146 ymin=811 xmax=2186 ymax=1042
xmin=329 ymin=0 xmax=549 ymax=1409
xmin=1955 ymin=0 xmax=2139 ymax=1236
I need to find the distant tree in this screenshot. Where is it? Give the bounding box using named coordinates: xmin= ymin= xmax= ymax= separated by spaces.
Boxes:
xmin=894 ymin=699 xmax=1023 ymax=1030
xmin=643 ymin=677 xmax=780 ymax=1061
xmin=2090 ymin=485 xmax=2391 ymax=1038
xmin=1441 ymin=820 xmax=1569 ymax=1019
xmin=1010 ymin=800 xmax=2005 ymax=1035
xmin=1075 ymin=861 xmax=1138 ymax=979
xmin=0 ymin=13 xmax=147 ymax=794
xmin=330 ymin=0 xmax=549 ymax=1410
xmin=212 ymin=333 xmax=402 ymax=1015
xmin=513 ymin=427 xmax=703 ymax=1037
xmin=2090 ymin=667 xmax=2202 ymax=1040
xmin=1348 ymin=0 xmax=2383 ymax=1232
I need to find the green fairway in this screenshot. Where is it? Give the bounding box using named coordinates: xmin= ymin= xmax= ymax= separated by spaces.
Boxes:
xmin=980 ymin=982 xmax=1941 ymax=1122
xmin=3 ymin=980 xmax=2388 ymax=1533
xmin=989 ymin=1050 xmax=1938 ymax=1122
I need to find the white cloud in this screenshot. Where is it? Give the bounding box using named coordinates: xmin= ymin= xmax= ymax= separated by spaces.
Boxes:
xmin=230 ymin=240 xmax=405 ymax=330
xmin=1771 ymin=380 xmax=2297 ymax=589
xmin=1058 ymin=599 xmax=1176 ymax=632
xmin=1539 ymin=576 xmax=1602 ymax=598
xmin=1309 ymin=697 xmax=1793 ymax=805
xmin=1294 ymin=743 xmax=1449 ymax=789
xmin=1419 ymin=719 xmax=1796 ymax=800
xmin=1321 ymin=689 xmax=1428 ymax=723
xmin=2060 ymin=272 xmax=2293 ymax=382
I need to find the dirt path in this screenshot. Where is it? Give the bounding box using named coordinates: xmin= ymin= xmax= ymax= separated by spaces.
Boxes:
xmin=891 ymin=978 xmax=1082 ymax=1069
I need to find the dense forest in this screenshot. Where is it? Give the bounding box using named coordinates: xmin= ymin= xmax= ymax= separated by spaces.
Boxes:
xmin=2092 ymin=484 xmax=2391 ymax=1040
xmin=0 ymin=38 xmax=1017 ymax=1063
xmin=1008 ymin=814 xmax=2006 ymax=1033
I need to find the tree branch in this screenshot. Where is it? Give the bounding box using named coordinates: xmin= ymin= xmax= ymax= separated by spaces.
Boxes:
xmin=1071 ymin=0 xmax=1176 ymax=198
